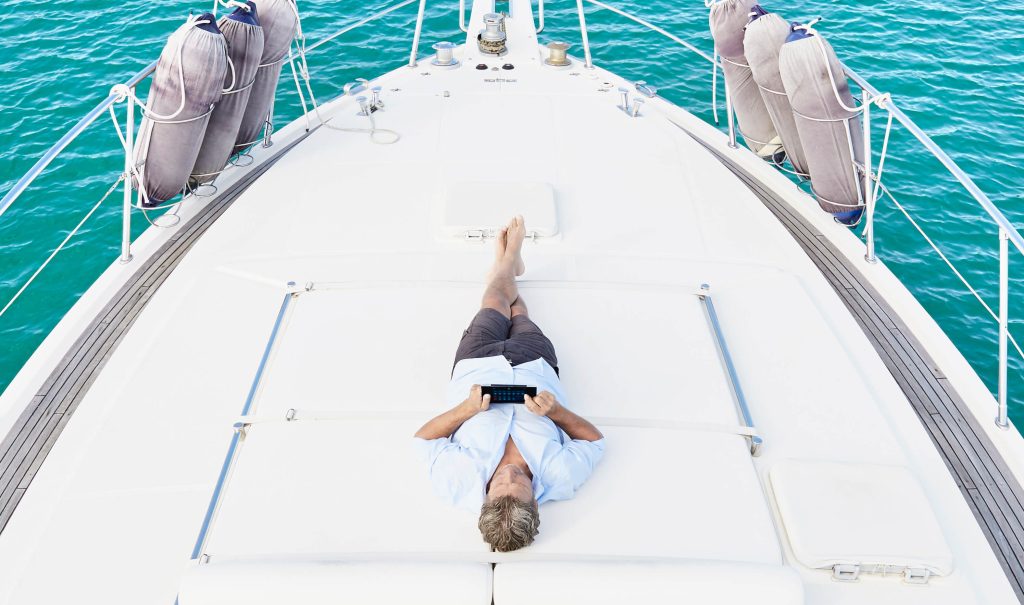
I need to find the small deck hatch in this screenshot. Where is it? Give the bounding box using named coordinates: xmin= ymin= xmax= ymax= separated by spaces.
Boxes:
xmin=439 ymin=181 xmax=559 ymax=241
xmin=770 ymin=460 xmax=954 ymax=582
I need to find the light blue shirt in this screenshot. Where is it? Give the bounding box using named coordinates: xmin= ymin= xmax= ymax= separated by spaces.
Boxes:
xmin=414 ymin=355 xmax=606 ymax=511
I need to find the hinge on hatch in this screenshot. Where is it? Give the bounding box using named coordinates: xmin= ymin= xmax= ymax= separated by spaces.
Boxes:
xmin=464 ymin=228 xmax=494 ymax=241
xmin=903 ymin=567 xmax=932 ymax=585
xmin=463 ymin=229 xmax=540 ymax=242
xmin=832 ymin=564 xmax=860 ymax=582
xmin=831 ymin=563 xmax=932 ymax=585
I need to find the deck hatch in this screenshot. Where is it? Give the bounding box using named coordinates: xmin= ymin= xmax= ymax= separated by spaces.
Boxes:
xmin=770 ymin=459 xmax=954 ymax=581
xmin=440 ymin=181 xmax=559 ymax=241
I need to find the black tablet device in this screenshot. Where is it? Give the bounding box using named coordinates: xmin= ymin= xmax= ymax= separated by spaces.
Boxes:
xmin=481 ymin=384 xmax=537 ymax=404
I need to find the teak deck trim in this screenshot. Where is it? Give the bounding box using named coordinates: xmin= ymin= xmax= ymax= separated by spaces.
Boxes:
xmin=1 ymin=125 xmax=1022 ymax=604
xmin=0 ymin=129 xmax=314 ymax=532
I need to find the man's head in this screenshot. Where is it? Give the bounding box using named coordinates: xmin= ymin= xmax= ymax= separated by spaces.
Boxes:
xmin=479 ymin=464 xmax=539 ymax=551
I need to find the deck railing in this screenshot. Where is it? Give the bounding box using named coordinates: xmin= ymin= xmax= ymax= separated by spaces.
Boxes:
xmin=571 ymin=0 xmax=1023 ymax=430
xmin=0 ymin=0 xmax=1020 ymax=428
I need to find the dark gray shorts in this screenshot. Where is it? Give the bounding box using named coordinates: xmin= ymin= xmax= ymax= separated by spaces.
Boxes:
xmin=453 ymin=308 xmax=559 ymax=374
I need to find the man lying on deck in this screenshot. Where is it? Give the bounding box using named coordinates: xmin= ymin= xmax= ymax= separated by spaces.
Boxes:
xmin=414 ymin=216 xmax=606 ymax=552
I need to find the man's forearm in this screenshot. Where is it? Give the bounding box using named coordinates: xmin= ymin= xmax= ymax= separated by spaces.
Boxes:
xmin=415 ymin=386 xmax=491 ymax=440
xmin=548 ymin=407 xmax=603 ymax=442
xmin=414 ymin=404 xmax=477 ymax=440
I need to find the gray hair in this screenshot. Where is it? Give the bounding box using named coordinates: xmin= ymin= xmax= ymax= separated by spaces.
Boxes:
xmin=478 ymin=495 xmax=540 ymax=552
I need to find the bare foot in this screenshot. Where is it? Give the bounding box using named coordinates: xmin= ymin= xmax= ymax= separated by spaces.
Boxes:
xmin=494 ymin=226 xmax=508 ymax=264
xmin=505 ymin=215 xmax=526 ymax=277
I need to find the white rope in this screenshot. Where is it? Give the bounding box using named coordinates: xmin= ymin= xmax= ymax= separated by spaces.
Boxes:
xmin=757 ymin=84 xmax=787 ymax=97
xmin=286 ymin=49 xmax=312 ymax=131
xmin=219 ymin=0 xmax=250 ymax=12
xmin=720 ymin=55 xmax=750 ymax=69
xmin=130 ymin=15 xmax=214 ymax=123
xmin=108 ymin=16 xmax=222 ymax=127
xmin=284 ymin=6 xmax=400 ymax=146
xmin=108 ymin=95 xmax=192 ymax=213
xmin=585 ymin=0 xmax=717 ymax=65
xmin=0 ymin=176 xmax=124 ymax=320
xmin=794 ymin=20 xmax=891 ymax=118
xmin=770 ymin=153 xmax=810 ymax=180
xmin=711 ymin=47 xmax=719 ymax=124
xmin=222 ymin=55 xmax=237 ymax=94
xmin=872 ymin=109 xmax=895 ymax=203
xmin=140 ymin=199 xmax=184 ymax=227
xmin=221 ymin=75 xmax=257 ymax=96
xmin=320 ymin=108 xmax=401 ymax=144
xmin=878 ymin=181 xmax=1024 ymax=361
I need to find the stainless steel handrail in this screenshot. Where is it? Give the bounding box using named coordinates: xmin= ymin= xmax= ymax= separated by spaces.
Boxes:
xmin=459 ymin=0 xmax=545 ymax=35
xmin=579 ymin=1 xmax=1024 ymax=257
xmin=0 ymin=60 xmax=157 ymax=221
xmin=0 ymin=0 xmax=419 ymax=220
xmin=305 ymin=0 xmax=418 ymax=55
xmin=699 ymin=284 xmax=764 ymax=456
xmin=576 ymin=1 xmax=1022 ymax=428
xmin=409 ymin=0 xmax=429 ymax=66
xmin=190 ymin=284 xmax=296 ymax=560
xmin=1 ymin=1 xmax=1020 ymax=424
xmin=583 ymin=0 xmax=716 ymax=66
xmin=846 ymin=68 xmax=1024 ymax=256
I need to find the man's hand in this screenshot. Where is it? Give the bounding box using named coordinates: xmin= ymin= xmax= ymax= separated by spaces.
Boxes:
xmin=524 ymin=391 xmax=561 ymax=417
xmin=524 ymin=391 xmax=603 ymax=441
xmin=459 ymin=384 xmax=492 ymax=416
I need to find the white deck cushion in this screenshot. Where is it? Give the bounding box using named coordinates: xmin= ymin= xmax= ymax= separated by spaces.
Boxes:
xmin=178 ymin=560 xmax=491 ymax=605
xmin=253 ymin=286 xmax=741 ymax=427
xmin=203 ymin=420 xmax=780 ymax=565
xmin=527 ymin=426 xmax=781 ymax=563
xmin=493 ymin=561 xmax=803 ymax=605
xmin=440 ymin=181 xmax=559 ymax=239
xmin=770 ymin=459 xmax=954 ymax=576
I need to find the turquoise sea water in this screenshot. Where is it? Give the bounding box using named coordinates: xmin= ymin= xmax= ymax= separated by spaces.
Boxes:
xmin=0 ymin=0 xmax=1022 ymax=420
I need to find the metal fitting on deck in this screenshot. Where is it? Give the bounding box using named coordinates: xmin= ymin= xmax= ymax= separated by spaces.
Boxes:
xmin=617 ymin=87 xmax=644 ymax=117
xmin=478 ymin=13 xmax=507 ymax=55
xmin=431 ymin=41 xmax=458 ymax=67
xmin=545 ymin=41 xmax=571 ymax=66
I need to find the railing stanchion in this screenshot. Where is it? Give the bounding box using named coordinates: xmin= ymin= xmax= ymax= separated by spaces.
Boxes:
xmin=263 ymin=97 xmax=276 ymax=148
xmin=537 ymin=0 xmax=545 ymax=32
xmin=119 ymin=90 xmax=134 ymax=264
xmin=575 ymin=0 xmax=593 ymax=69
xmin=458 ymin=0 xmax=467 ymax=32
xmin=997 ymin=228 xmax=1010 ymax=429
xmin=863 ymin=90 xmax=876 ymax=263
xmin=725 ymin=79 xmax=737 ymax=149
xmin=409 ymin=0 xmax=428 ymax=67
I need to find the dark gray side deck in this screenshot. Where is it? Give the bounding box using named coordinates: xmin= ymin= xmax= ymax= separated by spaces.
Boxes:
xmin=0 ymin=130 xmax=314 ymax=532
xmin=705 ymin=143 xmax=1024 ymax=601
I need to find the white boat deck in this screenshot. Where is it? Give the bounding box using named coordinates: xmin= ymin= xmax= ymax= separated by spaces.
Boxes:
xmin=0 ymin=1 xmax=1019 ymax=602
